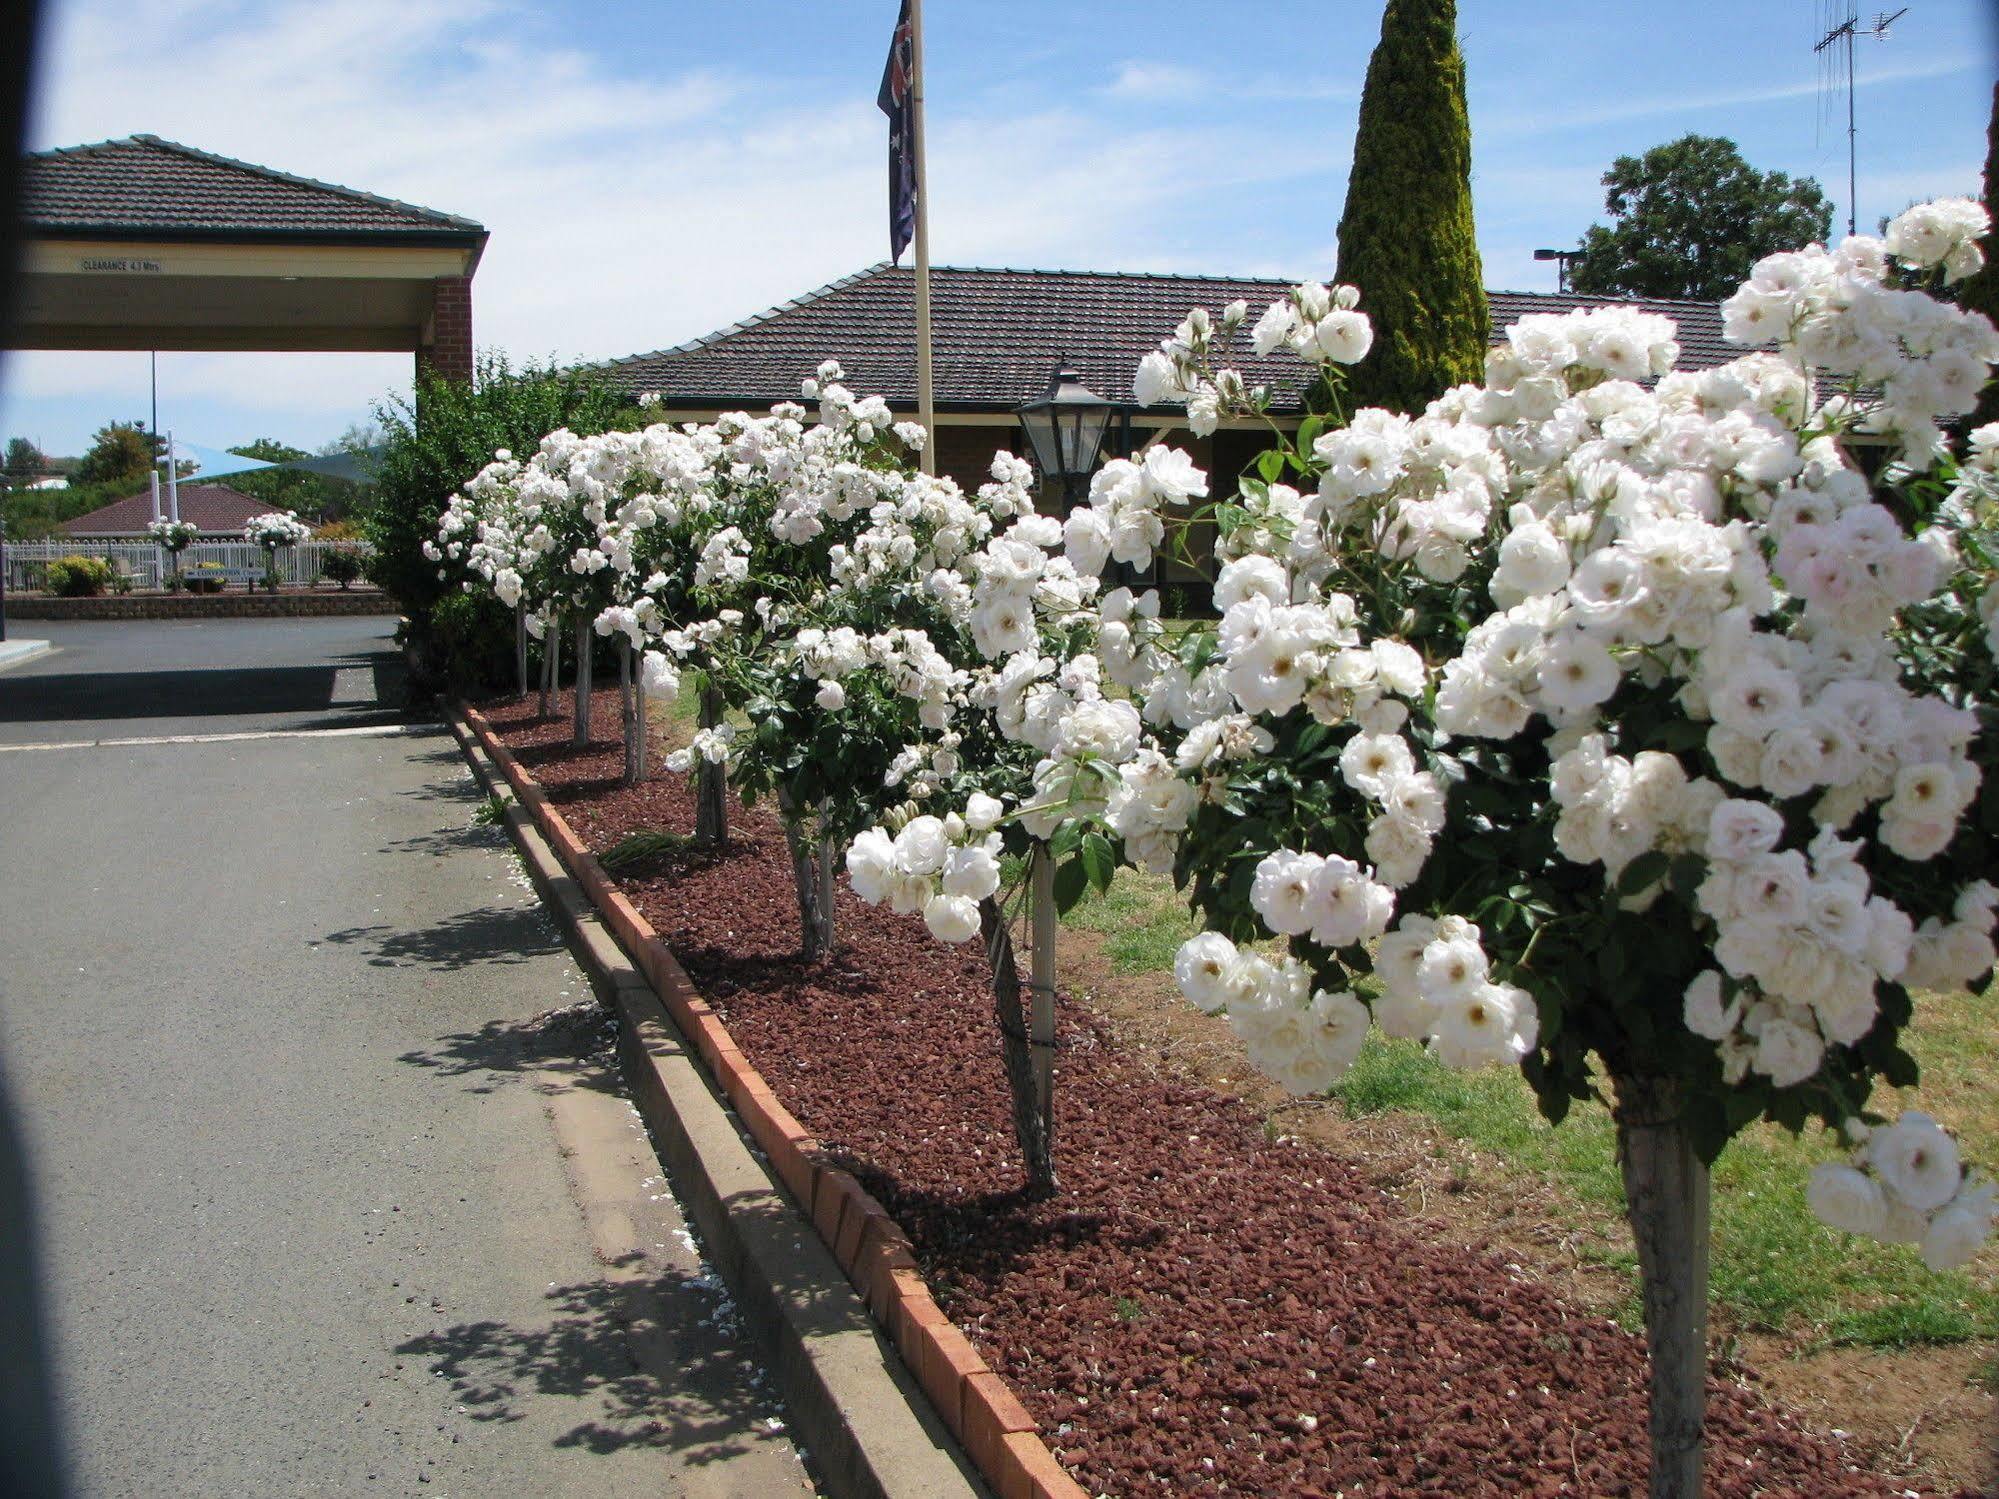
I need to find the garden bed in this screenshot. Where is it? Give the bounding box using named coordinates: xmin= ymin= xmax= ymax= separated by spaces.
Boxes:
xmin=482 ymin=688 xmax=1971 ymax=1498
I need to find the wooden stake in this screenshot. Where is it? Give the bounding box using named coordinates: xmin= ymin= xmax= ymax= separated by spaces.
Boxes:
xmin=514 ymin=603 xmax=528 ymax=698
xmin=1615 ymin=1072 xmax=1712 ymax=1499
xmin=538 ymin=611 xmax=557 ymax=719
xmin=980 ymin=894 xmax=1055 ymax=1195
xmin=1029 ymin=846 xmax=1058 ymax=1170
xmin=694 ymin=682 xmax=728 ymax=846
xmin=571 ymin=615 xmax=592 ymax=746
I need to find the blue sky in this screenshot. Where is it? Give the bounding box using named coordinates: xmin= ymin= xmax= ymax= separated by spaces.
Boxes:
xmin=4 ymin=0 xmax=1995 ymax=459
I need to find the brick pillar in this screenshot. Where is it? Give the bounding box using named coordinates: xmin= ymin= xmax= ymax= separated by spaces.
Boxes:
xmin=416 ymin=275 xmax=474 ymax=385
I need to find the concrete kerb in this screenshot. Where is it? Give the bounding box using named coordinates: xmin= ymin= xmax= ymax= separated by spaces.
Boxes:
xmin=450 ymin=712 xmax=989 ymax=1499
xmin=0 ymin=639 xmax=54 ymax=673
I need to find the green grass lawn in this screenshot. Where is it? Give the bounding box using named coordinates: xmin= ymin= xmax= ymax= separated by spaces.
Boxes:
xmin=1062 ymin=867 xmax=1999 ymax=1351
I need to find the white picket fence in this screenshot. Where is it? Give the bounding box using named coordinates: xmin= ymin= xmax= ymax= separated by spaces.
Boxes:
xmin=3 ymin=538 xmax=371 ymax=592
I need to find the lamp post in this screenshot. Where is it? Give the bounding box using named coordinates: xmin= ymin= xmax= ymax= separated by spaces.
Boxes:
xmin=1534 ymin=247 xmax=1579 ymax=293
xmin=1016 ymin=365 xmax=1115 ymax=510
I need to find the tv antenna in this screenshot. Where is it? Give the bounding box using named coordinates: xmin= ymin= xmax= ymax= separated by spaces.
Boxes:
xmin=1815 ymin=5 xmax=1908 ymax=237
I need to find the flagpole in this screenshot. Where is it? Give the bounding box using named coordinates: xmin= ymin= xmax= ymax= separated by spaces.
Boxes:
xmin=909 ymin=0 xmax=936 ymax=476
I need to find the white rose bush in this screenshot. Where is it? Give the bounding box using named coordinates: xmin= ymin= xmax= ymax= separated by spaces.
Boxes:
xmin=436 ymin=198 xmax=1999 ymax=1496
xmin=243 ymin=510 xmax=311 ymax=592
xmin=843 ymin=200 xmax=1999 ymax=1494
xmin=147 ymin=517 xmax=199 ymax=584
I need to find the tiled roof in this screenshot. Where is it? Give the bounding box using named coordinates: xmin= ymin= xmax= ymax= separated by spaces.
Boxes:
xmin=600 ymin=264 xmax=1743 ymax=414
xmin=59 ymin=484 xmax=286 ymax=537
xmin=22 ymin=135 xmax=486 ymax=242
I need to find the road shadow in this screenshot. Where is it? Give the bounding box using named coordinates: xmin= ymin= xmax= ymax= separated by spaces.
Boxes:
xmin=323 ymin=904 xmax=565 ymax=971
xmin=395 ymin=1254 xmax=794 ymax=1463
xmin=399 ymin=1001 xmax=624 ymax=1099
xmin=0 ymin=650 xmax=407 ymax=725
xmin=376 ymin=821 xmax=504 ymax=859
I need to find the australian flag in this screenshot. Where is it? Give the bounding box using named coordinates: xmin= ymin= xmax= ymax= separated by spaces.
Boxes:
xmin=878 ymin=0 xmax=917 ymax=263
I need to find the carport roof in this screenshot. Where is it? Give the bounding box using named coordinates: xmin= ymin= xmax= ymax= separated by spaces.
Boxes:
xmin=22 ymin=134 xmax=486 ymax=246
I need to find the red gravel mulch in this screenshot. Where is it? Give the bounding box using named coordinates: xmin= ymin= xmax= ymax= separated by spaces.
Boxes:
xmin=483 ymin=690 xmax=1965 ymax=1498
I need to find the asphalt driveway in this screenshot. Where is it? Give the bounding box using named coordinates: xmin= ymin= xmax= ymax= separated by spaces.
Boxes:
xmin=0 ymin=618 xmax=807 ymax=1496
xmin=0 ymin=616 xmax=409 ymax=742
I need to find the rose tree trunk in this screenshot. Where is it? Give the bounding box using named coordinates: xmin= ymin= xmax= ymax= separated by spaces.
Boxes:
xmin=978 ymin=893 xmax=1056 ymax=1197
xmin=1613 ymin=1071 xmax=1712 ymax=1499
xmin=776 ymin=789 xmax=834 ymax=960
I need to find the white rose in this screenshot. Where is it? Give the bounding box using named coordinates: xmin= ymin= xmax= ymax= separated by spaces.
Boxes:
xmin=1250 ymin=850 xmax=1321 ymax=938
xmin=1707 ymin=799 xmax=1785 ymax=863
xmin=941 ymin=845 xmax=1001 ymax=901
xmin=1805 ymin=1162 xmax=1887 ymax=1238
xmin=1682 ymin=971 xmax=1741 ymax=1041
xmin=815 ymin=680 xmax=847 ymax=711
xmin=923 ymin=893 xmax=982 ymax=944
xmin=1867 ymin=1112 xmax=1962 ymax=1213
xmin=1921 ymin=1183 xmax=1995 ymax=1271
xmin=846 ymin=828 xmax=897 ymax=905
xmin=1428 ymin=982 xmax=1536 ymax=1069
xmin=893 ymin=816 xmax=950 ymax=876
xmin=963 ymin=792 xmax=1005 ymax=832
xmin=1752 ymin=1015 xmax=1824 ymax=1088
xmin=1174 ymin=932 xmax=1239 ymax=1014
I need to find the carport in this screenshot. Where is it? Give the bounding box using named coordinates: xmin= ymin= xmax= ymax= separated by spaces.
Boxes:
xmin=11 ymin=133 xmax=485 ymax=379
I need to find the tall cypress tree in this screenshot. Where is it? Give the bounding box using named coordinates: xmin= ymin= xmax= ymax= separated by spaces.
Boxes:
xmin=1335 ymin=0 xmax=1489 ymax=414
xmin=1960 ymin=82 xmax=1999 ymax=429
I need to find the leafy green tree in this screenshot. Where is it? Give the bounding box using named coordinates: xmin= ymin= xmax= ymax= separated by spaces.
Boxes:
xmin=3 ymin=436 xmax=46 ymax=490
xmin=1567 ymin=135 xmax=1832 ymax=302
xmin=1334 ymin=0 xmax=1489 ymax=414
xmin=223 ymin=437 xmax=363 ymax=523
xmin=71 ymin=420 xmax=158 ymax=488
xmin=365 ymin=352 xmax=632 ymax=689
xmin=1958 ymin=83 xmax=1999 ymax=428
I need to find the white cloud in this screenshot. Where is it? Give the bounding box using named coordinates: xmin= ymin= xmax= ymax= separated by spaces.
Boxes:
xmin=10 ymin=0 xmax=1312 ymax=452
xmin=1102 ymin=61 xmax=1206 ymax=100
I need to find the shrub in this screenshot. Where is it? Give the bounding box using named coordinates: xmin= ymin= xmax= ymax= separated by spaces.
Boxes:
xmin=320 ymin=550 xmax=365 ymax=589
xmin=44 ymin=556 xmax=113 ymax=597
xmin=363 ymin=353 xmax=632 ymax=691
xmin=428 ymin=589 xmax=517 ymax=691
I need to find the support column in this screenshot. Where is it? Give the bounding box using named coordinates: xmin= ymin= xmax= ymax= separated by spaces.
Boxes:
xmin=416 ymin=275 xmax=474 ymax=386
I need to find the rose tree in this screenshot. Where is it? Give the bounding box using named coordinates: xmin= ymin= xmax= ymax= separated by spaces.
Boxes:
xmin=147 ymin=518 xmax=199 ymax=582
xmin=1119 ymin=201 xmax=1999 ymax=1497
xmin=243 ymin=510 xmax=311 ymax=591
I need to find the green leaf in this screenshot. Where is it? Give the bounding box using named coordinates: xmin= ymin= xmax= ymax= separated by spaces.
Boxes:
xmin=1080 ymin=832 xmax=1116 ymax=893
xmin=1616 ymin=850 xmax=1671 ymax=896
xmin=1052 ymin=857 xmax=1089 ymax=913
xmin=1256 ymin=449 xmax=1286 ymax=483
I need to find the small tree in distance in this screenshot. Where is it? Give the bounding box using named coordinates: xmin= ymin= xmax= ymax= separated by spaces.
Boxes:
xmin=1568 ymin=135 xmax=1832 ymax=303
xmin=71 ymin=420 xmax=159 ymax=488
xmin=3 ymin=436 xmax=48 ymax=492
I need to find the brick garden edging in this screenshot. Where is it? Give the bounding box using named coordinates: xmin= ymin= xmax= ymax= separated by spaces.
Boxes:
xmin=9 ymin=590 xmax=398 ymax=620
xmin=457 ymin=701 xmax=1085 ymax=1499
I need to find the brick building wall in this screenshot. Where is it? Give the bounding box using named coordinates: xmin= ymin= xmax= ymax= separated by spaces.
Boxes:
xmin=417 ymin=275 xmax=474 ymax=385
